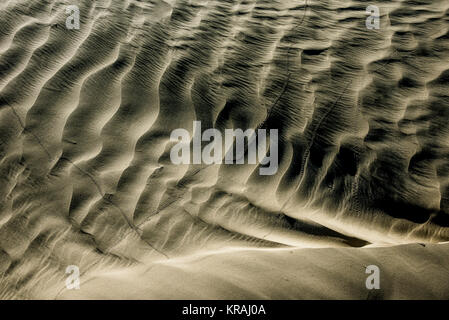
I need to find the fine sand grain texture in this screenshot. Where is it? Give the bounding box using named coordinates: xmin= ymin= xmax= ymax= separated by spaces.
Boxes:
xmin=0 ymin=0 xmax=449 ymax=299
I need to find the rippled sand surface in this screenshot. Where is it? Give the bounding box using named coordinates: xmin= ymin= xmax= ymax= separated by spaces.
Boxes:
xmin=1 ymin=0 xmax=449 ymax=299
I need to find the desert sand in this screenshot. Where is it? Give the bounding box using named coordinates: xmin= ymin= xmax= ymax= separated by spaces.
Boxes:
xmin=0 ymin=0 xmax=449 ymax=299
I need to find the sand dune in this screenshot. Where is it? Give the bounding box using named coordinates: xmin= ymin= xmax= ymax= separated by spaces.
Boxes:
xmin=0 ymin=0 xmax=449 ymax=299
xmin=58 ymin=243 xmax=449 ymax=300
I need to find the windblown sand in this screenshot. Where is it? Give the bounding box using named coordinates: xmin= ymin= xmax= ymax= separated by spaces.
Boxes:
xmin=0 ymin=0 xmax=449 ymax=299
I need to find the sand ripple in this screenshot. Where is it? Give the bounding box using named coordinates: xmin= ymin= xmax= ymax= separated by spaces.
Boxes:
xmin=0 ymin=0 xmax=449 ymax=299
